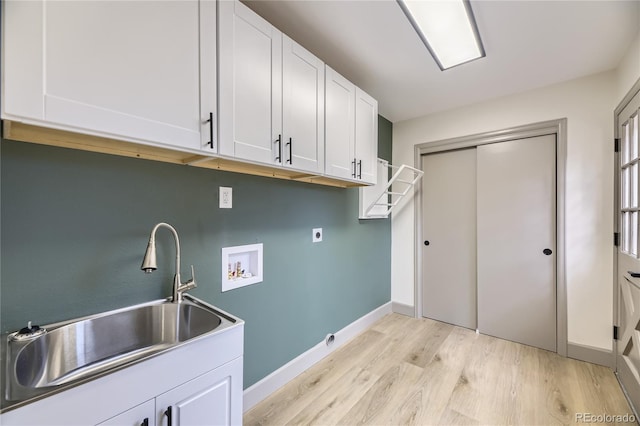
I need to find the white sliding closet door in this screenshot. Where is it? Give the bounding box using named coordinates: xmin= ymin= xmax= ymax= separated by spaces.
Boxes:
xmin=422 ymin=148 xmax=477 ymax=329
xmin=477 ymin=135 xmax=556 ymax=352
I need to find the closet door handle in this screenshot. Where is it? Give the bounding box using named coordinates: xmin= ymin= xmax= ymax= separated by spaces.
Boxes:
xmin=275 ymin=134 xmax=282 ymax=163
xmin=424 ymin=240 xmax=430 ymax=246
xmin=358 ymin=159 xmax=362 ymax=179
xmin=205 ymin=112 xmax=214 ymax=149
xmin=629 ymin=271 xmax=640 ymax=278
xmin=141 ymin=418 xmax=149 ymax=426
xmin=543 ymin=248 xmax=552 ymax=256
xmin=352 ymin=158 xmax=357 ymax=178
xmin=164 ymin=406 xmax=172 ymax=426
xmin=286 ymin=138 xmax=293 ymax=164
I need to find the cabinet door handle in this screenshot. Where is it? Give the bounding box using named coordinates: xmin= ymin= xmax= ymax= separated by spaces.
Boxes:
xmin=205 ymin=112 xmax=214 ymax=149
xmin=352 ymin=158 xmax=356 ymax=178
xmin=164 ymin=406 xmax=172 ymax=426
xmin=275 ymin=134 xmax=282 ymax=163
xmin=286 ymin=138 xmax=292 ymax=164
xmin=141 ymin=418 xmax=149 ymax=426
xmin=358 ymin=159 xmax=362 ymax=179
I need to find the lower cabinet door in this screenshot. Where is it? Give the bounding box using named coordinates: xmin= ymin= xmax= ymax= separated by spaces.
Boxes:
xmin=97 ymin=399 xmax=155 ymax=426
xmin=156 ymin=357 xmax=243 ymax=426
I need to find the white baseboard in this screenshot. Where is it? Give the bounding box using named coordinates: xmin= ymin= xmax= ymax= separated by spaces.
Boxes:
xmin=243 ymin=301 xmax=392 ymax=412
xmin=567 ymin=342 xmax=613 ymax=368
xmin=392 ymin=302 xmax=415 ymax=317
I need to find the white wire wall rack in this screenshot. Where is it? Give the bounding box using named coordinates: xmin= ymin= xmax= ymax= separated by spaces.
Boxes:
xmin=359 ymin=159 xmax=423 ymax=219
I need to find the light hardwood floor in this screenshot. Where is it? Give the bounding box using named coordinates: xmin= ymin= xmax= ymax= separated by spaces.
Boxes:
xmin=244 ymin=314 xmax=633 ymax=425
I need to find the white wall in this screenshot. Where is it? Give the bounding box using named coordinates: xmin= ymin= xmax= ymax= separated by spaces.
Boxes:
xmin=392 ymin=71 xmax=617 ymax=350
xmin=616 ymin=30 xmax=640 ymax=101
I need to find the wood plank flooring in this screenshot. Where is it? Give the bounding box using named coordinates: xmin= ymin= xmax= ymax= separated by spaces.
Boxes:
xmin=244 ymin=314 xmax=633 ymax=425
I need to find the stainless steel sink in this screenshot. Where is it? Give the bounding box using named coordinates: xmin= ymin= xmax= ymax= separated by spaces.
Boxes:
xmin=2 ymin=295 xmax=236 ymax=409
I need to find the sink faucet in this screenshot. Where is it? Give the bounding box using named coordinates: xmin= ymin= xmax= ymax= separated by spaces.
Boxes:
xmin=141 ymin=222 xmax=197 ymax=302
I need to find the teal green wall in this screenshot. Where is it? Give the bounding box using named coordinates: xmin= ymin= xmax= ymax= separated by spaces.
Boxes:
xmin=0 ymin=116 xmax=392 ymax=388
xmin=378 ymin=115 xmax=392 ymax=163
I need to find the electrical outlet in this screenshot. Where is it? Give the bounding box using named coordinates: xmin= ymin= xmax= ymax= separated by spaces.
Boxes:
xmin=312 ymin=228 xmax=322 ymax=243
xmin=220 ymin=187 xmax=232 ymax=209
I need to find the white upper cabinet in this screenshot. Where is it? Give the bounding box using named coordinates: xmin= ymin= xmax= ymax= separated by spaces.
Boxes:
xmin=282 ymin=35 xmax=325 ymax=173
xmin=325 ymin=66 xmax=378 ymax=185
xmin=1 ymin=0 xmax=216 ymax=153
xmin=325 ymin=67 xmax=356 ymax=180
xmin=3 ymin=0 xmax=375 ymax=186
xmin=200 ymin=0 xmax=218 ymax=152
xmin=355 ymin=88 xmax=378 ymax=184
xmin=218 ymin=0 xmax=282 ymax=164
xmin=219 ymin=1 xmax=325 ymax=174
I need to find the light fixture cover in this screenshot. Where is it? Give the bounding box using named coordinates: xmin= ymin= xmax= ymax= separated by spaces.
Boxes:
xmin=398 ymin=0 xmax=485 ymax=70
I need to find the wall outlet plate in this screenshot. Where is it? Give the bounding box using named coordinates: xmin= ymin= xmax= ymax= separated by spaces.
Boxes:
xmin=220 ymin=187 xmax=232 ymax=209
xmin=312 ymin=228 xmax=322 ymax=242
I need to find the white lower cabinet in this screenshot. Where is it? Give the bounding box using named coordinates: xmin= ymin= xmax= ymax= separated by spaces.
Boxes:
xmin=98 ymin=357 xmax=243 ymax=426
xmin=156 ymin=358 xmax=242 ymax=426
xmin=98 ymin=399 xmax=155 ymax=426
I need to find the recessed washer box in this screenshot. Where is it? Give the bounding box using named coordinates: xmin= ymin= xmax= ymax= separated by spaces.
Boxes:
xmin=221 ymin=243 xmax=263 ymax=292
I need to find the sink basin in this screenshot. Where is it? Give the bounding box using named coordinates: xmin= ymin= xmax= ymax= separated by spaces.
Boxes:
xmin=3 ymin=296 xmax=234 ymax=406
xmin=14 ymin=301 xmax=221 ymax=389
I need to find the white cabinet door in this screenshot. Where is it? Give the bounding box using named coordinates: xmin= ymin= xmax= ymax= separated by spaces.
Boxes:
xmin=199 ymin=0 xmax=218 ymax=153
xmin=325 ymin=66 xmax=377 ymax=184
xmin=97 ymin=399 xmax=155 ymax=426
xmin=155 ymin=357 xmax=243 ymax=426
xmin=282 ymin=36 xmax=325 ymax=173
xmin=325 ymin=66 xmax=356 ymax=180
xmin=2 ymin=0 xmax=213 ymax=153
xmin=218 ymin=0 xmax=282 ymax=164
xmin=219 ymin=5 xmax=324 ymax=174
xmin=1 ymin=0 xmax=44 ymax=121
xmin=355 ymin=88 xmax=378 ymax=184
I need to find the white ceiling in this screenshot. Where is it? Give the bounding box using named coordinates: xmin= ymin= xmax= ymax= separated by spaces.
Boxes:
xmin=243 ymin=0 xmax=640 ymax=123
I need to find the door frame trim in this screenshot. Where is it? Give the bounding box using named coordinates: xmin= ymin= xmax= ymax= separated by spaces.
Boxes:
xmin=613 ymin=77 xmax=640 ymax=371
xmin=413 ymin=118 xmax=568 ymax=357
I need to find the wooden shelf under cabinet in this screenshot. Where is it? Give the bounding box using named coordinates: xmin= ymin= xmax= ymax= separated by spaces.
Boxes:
xmin=2 ymin=121 xmax=364 ymax=188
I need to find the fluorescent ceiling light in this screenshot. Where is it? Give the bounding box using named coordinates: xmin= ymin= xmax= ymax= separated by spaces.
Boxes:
xmin=398 ymin=0 xmax=485 ymax=70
